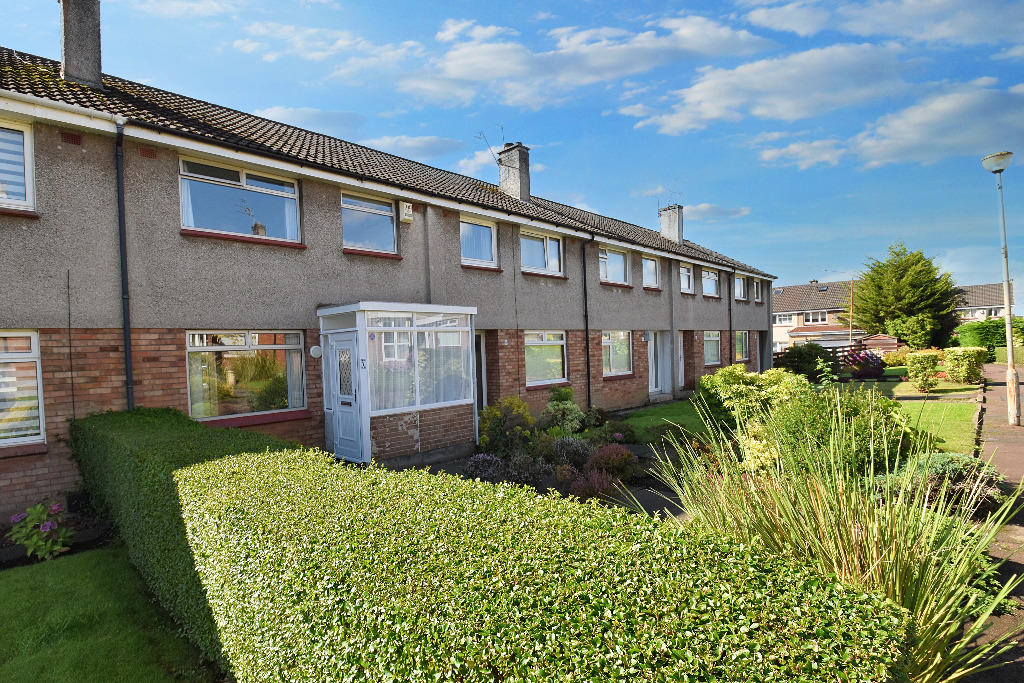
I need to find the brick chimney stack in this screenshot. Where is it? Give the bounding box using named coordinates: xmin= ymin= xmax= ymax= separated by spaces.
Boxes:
xmin=60 ymin=0 xmax=103 ymax=89
xmin=497 ymin=142 xmax=530 ymax=202
xmin=659 ymin=204 xmax=684 ymax=243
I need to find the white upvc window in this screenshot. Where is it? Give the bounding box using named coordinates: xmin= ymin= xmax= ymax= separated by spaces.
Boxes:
xmin=602 ymin=331 xmax=632 ymax=375
xmin=180 ymin=158 xmax=299 ymax=242
xmin=702 ymin=269 xmax=720 ymax=297
xmin=642 ymin=257 xmax=660 ymax=288
xmin=599 ymin=247 xmax=630 ymax=284
xmin=773 ymin=341 xmax=787 ymax=353
xmin=461 ymin=218 xmax=498 ymax=267
xmin=186 ymin=331 xmax=306 ymax=419
xmin=0 ymin=121 xmax=35 ymax=211
xmin=735 ymin=276 xmax=748 ymax=300
xmin=773 ymin=314 xmax=794 ymax=326
xmin=753 ymin=280 xmax=763 ymax=302
xmin=0 ymin=331 xmax=45 ymax=446
xmin=735 ymin=331 xmax=750 ymax=360
xmin=804 ymin=311 xmax=828 ymax=324
xmin=704 ymin=331 xmax=721 ymax=365
xmin=342 ymin=193 xmax=397 ymax=253
xmin=521 ymin=231 xmax=562 ymax=274
xmin=680 ymin=264 xmax=694 ymax=293
xmin=524 ymin=331 xmax=567 ymax=385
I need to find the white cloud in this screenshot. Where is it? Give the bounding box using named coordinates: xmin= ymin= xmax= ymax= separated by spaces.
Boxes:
xmin=243 ymin=23 xmax=360 ymax=61
xmin=747 ymin=130 xmax=795 ymax=144
xmin=456 ymin=149 xmax=497 ymax=176
xmin=635 ymin=185 xmax=668 ymax=197
xmin=836 ymin=0 xmax=1024 ymax=46
xmin=630 ymin=42 xmax=908 ymax=134
xmin=936 ymin=245 xmax=1022 ymax=290
xmin=759 ymin=139 xmax=846 ymax=168
xmin=995 ymin=45 xmax=1024 ymax=60
xmin=232 ymin=39 xmax=265 ymax=54
xmin=359 ymin=135 xmax=464 ymax=161
xmin=330 ymin=41 xmax=426 ymax=81
xmin=436 ymin=19 xmax=516 ymax=42
xmin=683 ymin=203 xmax=752 ymax=221
xmin=746 ymin=1 xmax=830 ymax=37
xmin=252 ymin=106 xmax=364 ymax=138
xmin=123 ymin=0 xmax=241 ymax=17
xmin=534 ymin=11 xmax=556 ymax=21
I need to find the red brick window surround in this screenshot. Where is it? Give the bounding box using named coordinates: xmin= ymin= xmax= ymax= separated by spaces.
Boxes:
xmin=524 ymin=331 xmax=567 ymax=386
xmin=601 ymin=330 xmax=632 ymax=376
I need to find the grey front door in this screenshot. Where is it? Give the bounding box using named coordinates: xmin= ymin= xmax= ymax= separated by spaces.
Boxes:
xmin=327 ymin=332 xmax=361 ymax=462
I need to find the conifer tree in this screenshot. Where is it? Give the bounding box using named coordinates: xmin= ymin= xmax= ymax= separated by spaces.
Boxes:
xmin=850 ymin=241 xmax=963 ymax=348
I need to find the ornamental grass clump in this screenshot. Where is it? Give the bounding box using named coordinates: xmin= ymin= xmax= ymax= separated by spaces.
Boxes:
xmin=650 ymin=392 xmax=1024 ymax=683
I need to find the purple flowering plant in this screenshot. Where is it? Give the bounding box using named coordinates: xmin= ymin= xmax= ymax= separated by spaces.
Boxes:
xmin=6 ymin=499 xmax=73 ymax=561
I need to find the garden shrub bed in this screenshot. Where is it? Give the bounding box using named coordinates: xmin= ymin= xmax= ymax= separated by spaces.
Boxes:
xmin=69 ymin=408 xmax=293 ymax=666
xmin=176 ymin=447 xmax=909 ymax=682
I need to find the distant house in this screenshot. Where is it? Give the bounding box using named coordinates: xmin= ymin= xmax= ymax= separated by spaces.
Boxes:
xmin=771 ymin=279 xmax=866 ymax=351
xmin=956 ymin=283 xmax=1012 ymax=322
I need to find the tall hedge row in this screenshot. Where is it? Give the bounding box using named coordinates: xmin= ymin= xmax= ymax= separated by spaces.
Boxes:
xmin=955 ymin=318 xmax=1024 ymax=359
xmin=69 ymin=408 xmax=293 ymax=665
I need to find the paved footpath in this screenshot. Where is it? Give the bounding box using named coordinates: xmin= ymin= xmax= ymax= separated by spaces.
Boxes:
xmin=965 ymin=364 xmax=1024 ymax=682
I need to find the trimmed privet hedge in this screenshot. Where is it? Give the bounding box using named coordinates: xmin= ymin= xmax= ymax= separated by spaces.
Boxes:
xmin=943 ymin=346 xmax=988 ymax=383
xmin=69 ymin=408 xmax=293 ymax=665
xmin=177 ymin=448 xmax=909 ymax=682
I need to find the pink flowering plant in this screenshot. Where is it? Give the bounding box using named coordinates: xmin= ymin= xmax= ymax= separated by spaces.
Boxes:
xmin=7 ymin=500 xmax=73 ymax=561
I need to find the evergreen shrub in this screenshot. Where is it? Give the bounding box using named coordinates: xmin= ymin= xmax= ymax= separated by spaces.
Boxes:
xmin=943 ymin=347 xmax=987 ymax=384
xmin=955 ymin=318 xmax=1024 ymax=360
xmin=907 ymin=351 xmax=940 ymax=392
xmin=773 ymin=343 xmax=839 ymax=382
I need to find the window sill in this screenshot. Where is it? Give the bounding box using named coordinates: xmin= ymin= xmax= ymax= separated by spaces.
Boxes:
xmin=462 ymin=263 xmax=503 ymax=273
xmin=0 ymin=441 xmax=47 ymax=460
xmin=600 ymin=281 xmax=633 ymax=289
xmin=181 ymin=228 xmax=307 ymax=249
xmin=526 ymin=381 xmax=570 ymax=391
xmin=200 ymin=408 xmax=313 ymax=428
xmin=705 ymin=362 xmax=722 ymax=367
xmin=680 ymin=291 xmax=696 ymax=296
xmin=643 ymin=286 xmax=663 ymax=292
xmin=343 ymin=247 xmax=402 ymax=260
xmin=0 ymin=207 xmax=40 ymax=219
xmin=521 ymin=270 xmax=567 ymax=280
xmin=602 ymin=373 xmax=635 ymax=382
xmin=703 ymin=295 xmax=722 ymax=299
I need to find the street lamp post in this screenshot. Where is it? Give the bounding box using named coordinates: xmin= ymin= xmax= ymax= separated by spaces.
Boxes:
xmin=982 ymin=151 xmax=1019 ymax=426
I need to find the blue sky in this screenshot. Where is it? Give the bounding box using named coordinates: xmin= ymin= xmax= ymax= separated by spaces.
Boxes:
xmin=3 ymin=0 xmax=1023 ymax=290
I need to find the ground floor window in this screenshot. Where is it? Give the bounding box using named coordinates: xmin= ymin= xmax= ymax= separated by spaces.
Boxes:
xmin=735 ymin=331 xmax=750 ymax=360
xmin=525 ymin=331 xmax=567 ymax=385
xmin=187 ymin=331 xmax=305 ymax=419
xmin=704 ymin=331 xmax=721 ymax=365
xmin=0 ymin=331 xmax=44 ymax=444
xmin=602 ymin=331 xmax=632 ymax=375
xmin=366 ymin=312 xmax=473 ymax=412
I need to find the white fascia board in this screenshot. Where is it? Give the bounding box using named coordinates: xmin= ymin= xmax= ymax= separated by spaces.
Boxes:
xmin=317 ymin=301 xmax=478 ymax=316
xmin=2 ymin=91 xmax=769 ymax=275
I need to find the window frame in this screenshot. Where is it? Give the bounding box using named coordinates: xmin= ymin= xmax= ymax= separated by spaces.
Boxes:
xmin=734 ymin=275 xmax=748 ymax=300
xmin=601 ymin=330 xmax=633 ymax=376
xmin=804 ymin=311 xmax=828 ymax=325
xmin=460 ymin=217 xmax=498 ymax=267
xmin=702 ymin=269 xmax=720 ymax=297
xmin=680 ymin=264 xmax=694 ymax=293
xmin=735 ymin=330 xmax=750 ymax=360
xmin=704 ymin=331 xmax=722 ymax=366
xmin=520 ymin=230 xmax=563 ymax=275
xmin=0 ymin=120 xmax=35 ymax=212
xmin=185 ymin=330 xmax=306 ymax=420
xmin=642 ymin=257 xmax=660 ymax=288
xmin=773 ymin=314 xmax=794 ymax=326
xmin=753 ymin=279 xmax=763 ymax=302
xmin=0 ymin=330 xmax=45 ymax=446
xmin=524 ymin=330 xmax=568 ymax=386
xmin=341 ymin=191 xmax=398 ymax=254
xmin=599 ymin=247 xmax=630 ymax=285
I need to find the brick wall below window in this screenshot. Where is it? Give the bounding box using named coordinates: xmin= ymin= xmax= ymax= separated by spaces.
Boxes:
xmin=370 ymin=403 xmax=476 ymax=461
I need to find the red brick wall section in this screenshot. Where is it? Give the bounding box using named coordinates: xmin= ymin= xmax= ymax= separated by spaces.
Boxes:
xmin=591 ymin=330 xmax=649 ymax=412
xmin=369 ymin=403 xmax=476 ymax=461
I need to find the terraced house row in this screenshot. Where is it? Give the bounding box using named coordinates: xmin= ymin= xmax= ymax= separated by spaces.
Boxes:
xmin=0 ymin=0 xmax=773 ymax=515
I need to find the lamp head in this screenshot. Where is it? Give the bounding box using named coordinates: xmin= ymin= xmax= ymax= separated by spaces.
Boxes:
xmin=982 ymin=151 xmax=1013 ymax=174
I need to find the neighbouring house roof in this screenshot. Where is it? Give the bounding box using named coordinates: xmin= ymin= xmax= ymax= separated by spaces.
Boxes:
xmin=957 ymin=283 xmax=1011 ymax=308
xmin=787 ymin=324 xmax=865 ymax=336
xmin=772 ymin=280 xmax=852 ymax=313
xmin=0 ymin=46 xmax=773 ymax=278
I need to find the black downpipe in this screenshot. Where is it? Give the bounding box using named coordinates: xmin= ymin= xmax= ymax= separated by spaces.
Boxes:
xmin=115 ymin=122 xmax=135 ymax=410
xmin=581 ymin=234 xmax=596 ymax=410
xmin=727 ymin=271 xmax=735 ymax=366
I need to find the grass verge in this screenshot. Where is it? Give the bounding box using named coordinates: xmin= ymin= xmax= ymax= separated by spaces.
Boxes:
xmin=617 ymin=398 xmax=705 ymax=442
xmin=0 ymin=545 xmax=218 ymax=683
xmin=902 ymin=400 xmax=979 ymax=454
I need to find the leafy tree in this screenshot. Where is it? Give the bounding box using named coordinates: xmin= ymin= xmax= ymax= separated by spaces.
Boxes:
xmin=851 ymin=242 xmax=962 ymax=348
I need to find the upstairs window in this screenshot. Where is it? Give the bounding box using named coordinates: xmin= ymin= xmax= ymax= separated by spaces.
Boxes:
xmin=342 ymin=194 xmax=396 ymax=253
xmin=0 ymin=331 xmax=44 ymax=445
xmin=599 ymin=248 xmax=629 ymax=284
xmin=680 ymin=264 xmax=694 ymax=293
xmin=180 ymin=159 xmax=298 ymax=241
xmin=754 ymin=280 xmax=763 ymax=302
xmin=0 ymin=122 xmax=34 ymax=211
xmin=804 ymin=311 xmax=828 ymax=324
xmin=702 ymin=269 xmax=720 ymax=297
xmin=735 ymin=276 xmax=748 ymax=300
xmin=602 ymin=331 xmax=632 ymax=375
xmin=773 ymin=314 xmax=794 ymax=325
xmin=642 ymin=257 xmax=660 ymax=288
xmin=521 ymin=232 xmax=562 ymax=274
xmin=461 ymin=219 xmax=497 ymax=266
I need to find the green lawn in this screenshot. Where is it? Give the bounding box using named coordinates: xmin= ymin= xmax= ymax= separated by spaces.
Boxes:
xmin=0 ymin=545 xmax=218 ymax=683
xmin=841 ymin=365 xmax=979 ymax=399
xmin=619 ymin=399 xmax=706 ymax=442
xmin=901 ymin=401 xmax=978 ymax=454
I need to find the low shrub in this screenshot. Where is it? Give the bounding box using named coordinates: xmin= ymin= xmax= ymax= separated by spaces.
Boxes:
xmin=586 ymin=444 xmax=639 ymax=482
xmin=846 ymin=351 xmax=885 ymax=380
xmin=551 ymin=436 xmax=592 ymax=469
xmin=464 ymin=453 xmax=503 ymax=481
xmin=569 ymin=468 xmax=618 ymax=500
xmin=478 ymin=396 xmax=534 ymax=456
xmin=582 ymin=406 xmax=609 ymax=428
xmin=177 ymin=449 xmax=909 ymax=681
xmin=504 ymin=452 xmax=545 ymax=486
xmin=6 ymin=500 xmax=73 ymax=561
xmin=698 ymin=364 xmax=811 ymax=427
xmin=538 ymin=398 xmax=584 ymax=434
xmin=591 ymin=420 xmax=637 ymax=445
xmin=69 ymin=408 xmax=292 ymax=666
xmin=995 ymin=345 xmax=1024 ymax=365
xmin=774 ymin=343 xmax=839 ymax=382
xmin=894 ymin=453 xmax=1007 ymax=516
xmin=943 ymin=346 xmax=987 ymax=384
xmin=907 ymin=351 xmax=940 ymax=392
xmin=882 ymin=347 xmax=910 ymax=367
